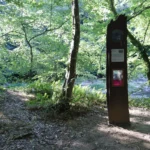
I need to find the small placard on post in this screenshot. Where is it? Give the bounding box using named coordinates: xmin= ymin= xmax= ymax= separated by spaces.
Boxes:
xmin=111 ymin=49 xmax=124 ymax=62
xmin=112 ymin=69 xmax=124 ymax=87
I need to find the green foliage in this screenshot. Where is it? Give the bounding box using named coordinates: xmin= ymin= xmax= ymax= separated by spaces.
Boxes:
xmin=1 ymin=0 xmax=150 ymax=111
xmin=26 ymin=80 xmax=61 ymax=109
xmin=129 ymin=98 xmax=150 ymax=109
xmin=0 ymin=72 xmax=7 ymax=85
xmin=2 ymin=0 xmax=149 ymax=83
xmin=72 ymin=85 xmax=106 ymax=107
xmin=27 ymin=81 xmax=53 ymax=96
xmin=6 ymin=0 xmax=23 ymax=6
xmin=26 ymin=81 xmax=106 ymax=110
xmin=0 ymin=86 xmax=6 ymax=93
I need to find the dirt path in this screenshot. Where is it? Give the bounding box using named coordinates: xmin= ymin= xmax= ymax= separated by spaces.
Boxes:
xmin=0 ymin=90 xmax=150 ymax=150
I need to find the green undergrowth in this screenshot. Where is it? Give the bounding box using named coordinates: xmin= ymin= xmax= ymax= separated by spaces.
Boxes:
xmin=26 ymin=81 xmax=61 ymax=109
xmin=26 ymin=80 xmax=106 ymax=113
xmin=0 ymin=86 xmax=6 ymax=105
xmin=129 ymin=98 xmax=150 ymax=109
xmin=0 ymin=86 xmax=6 ymax=95
xmin=0 ymin=86 xmax=5 ymax=91
xmin=72 ymin=85 xmax=106 ymax=106
xmin=3 ymin=82 xmax=28 ymax=91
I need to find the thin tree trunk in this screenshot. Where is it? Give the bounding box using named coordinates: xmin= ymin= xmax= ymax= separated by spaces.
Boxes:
xmin=25 ymin=35 xmax=34 ymax=78
xmin=59 ymin=0 xmax=80 ymax=110
xmin=22 ymin=24 xmax=34 ymax=78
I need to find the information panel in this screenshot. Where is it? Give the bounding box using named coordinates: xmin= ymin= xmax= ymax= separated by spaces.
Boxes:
xmin=111 ymin=49 xmax=124 ymax=62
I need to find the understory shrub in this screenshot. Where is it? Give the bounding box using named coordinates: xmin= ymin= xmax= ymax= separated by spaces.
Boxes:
xmin=26 ymin=80 xmax=61 ymax=109
xmin=72 ymin=85 xmax=106 ymax=107
xmin=26 ymin=81 xmax=106 ymax=110
xmin=129 ymin=98 xmax=150 ymax=109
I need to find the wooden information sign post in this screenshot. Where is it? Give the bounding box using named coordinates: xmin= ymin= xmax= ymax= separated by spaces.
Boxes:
xmin=106 ymin=15 xmax=130 ymax=126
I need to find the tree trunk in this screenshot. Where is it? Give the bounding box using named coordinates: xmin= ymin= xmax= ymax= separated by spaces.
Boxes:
xmin=127 ymin=30 xmax=150 ymax=82
xmin=22 ymin=24 xmax=34 ymax=78
xmin=59 ymin=0 xmax=80 ymax=110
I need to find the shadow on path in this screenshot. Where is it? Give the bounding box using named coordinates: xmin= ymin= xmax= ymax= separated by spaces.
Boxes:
xmin=0 ymin=90 xmax=150 ymax=150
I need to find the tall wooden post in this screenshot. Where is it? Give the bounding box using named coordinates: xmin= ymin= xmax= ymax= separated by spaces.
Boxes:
xmin=106 ymin=15 xmax=130 ymax=126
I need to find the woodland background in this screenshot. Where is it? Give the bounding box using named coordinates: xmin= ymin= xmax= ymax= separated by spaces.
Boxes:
xmin=0 ymin=0 xmax=150 ymax=109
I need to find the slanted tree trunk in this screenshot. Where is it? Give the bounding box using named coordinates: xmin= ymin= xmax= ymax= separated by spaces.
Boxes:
xmin=59 ymin=0 xmax=80 ymax=110
xmin=128 ymin=30 xmax=150 ymax=82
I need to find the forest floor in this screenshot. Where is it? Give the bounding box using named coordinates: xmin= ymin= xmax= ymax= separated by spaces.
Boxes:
xmin=0 ymin=90 xmax=150 ymax=150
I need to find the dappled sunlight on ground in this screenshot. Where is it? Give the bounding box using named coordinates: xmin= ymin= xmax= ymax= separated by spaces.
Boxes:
xmin=130 ymin=107 xmax=150 ymax=117
xmin=1 ymin=90 xmax=150 ymax=150
xmin=7 ymin=90 xmax=35 ymax=101
xmin=98 ymin=125 xmax=150 ymax=142
xmin=0 ymin=111 xmax=12 ymax=123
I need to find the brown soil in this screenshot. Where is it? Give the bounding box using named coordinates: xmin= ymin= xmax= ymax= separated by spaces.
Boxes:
xmin=0 ymin=90 xmax=150 ymax=150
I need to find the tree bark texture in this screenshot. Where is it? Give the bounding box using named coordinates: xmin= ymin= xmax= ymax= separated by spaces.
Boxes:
xmin=61 ymin=0 xmax=80 ymax=108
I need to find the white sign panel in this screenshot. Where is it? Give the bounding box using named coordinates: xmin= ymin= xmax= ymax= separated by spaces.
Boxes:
xmin=111 ymin=49 xmax=124 ymax=62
